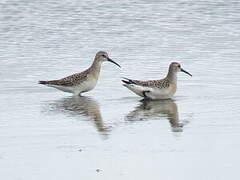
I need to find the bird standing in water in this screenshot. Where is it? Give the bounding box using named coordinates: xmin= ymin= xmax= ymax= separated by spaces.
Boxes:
xmin=122 ymin=62 xmax=192 ymax=100
xmin=39 ymin=51 xmax=121 ymax=96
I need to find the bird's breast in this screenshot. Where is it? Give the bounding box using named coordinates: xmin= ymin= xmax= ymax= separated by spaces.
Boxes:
xmin=83 ymin=77 xmax=98 ymax=91
xmin=149 ymin=84 xmax=177 ymax=99
xmin=168 ymin=83 xmax=177 ymax=96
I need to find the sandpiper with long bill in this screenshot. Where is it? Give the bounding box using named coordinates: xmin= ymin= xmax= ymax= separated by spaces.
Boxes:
xmin=39 ymin=51 xmax=121 ymax=96
xmin=122 ymin=62 xmax=192 ymax=100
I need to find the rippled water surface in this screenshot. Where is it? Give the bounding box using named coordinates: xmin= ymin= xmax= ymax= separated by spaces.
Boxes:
xmin=1 ymin=0 xmax=240 ymax=179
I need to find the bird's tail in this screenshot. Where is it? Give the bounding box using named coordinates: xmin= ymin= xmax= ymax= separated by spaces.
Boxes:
xmin=122 ymin=77 xmax=147 ymax=97
xmin=38 ymin=80 xmax=49 ymax=85
xmin=121 ymin=77 xmax=136 ymax=85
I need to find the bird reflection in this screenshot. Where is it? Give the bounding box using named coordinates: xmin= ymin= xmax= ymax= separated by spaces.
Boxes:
xmin=126 ymin=99 xmax=188 ymax=132
xmin=47 ymin=96 xmax=110 ymax=137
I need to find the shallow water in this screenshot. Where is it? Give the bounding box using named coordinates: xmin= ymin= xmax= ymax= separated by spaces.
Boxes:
xmin=1 ymin=0 xmax=240 ymax=179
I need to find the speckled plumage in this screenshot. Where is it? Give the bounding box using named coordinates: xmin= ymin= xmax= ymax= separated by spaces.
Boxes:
xmin=122 ymin=62 xmax=192 ymax=100
xmin=40 ymin=68 xmax=92 ymax=87
xmin=123 ymin=78 xmax=170 ymax=89
xmin=39 ymin=51 xmax=120 ymax=95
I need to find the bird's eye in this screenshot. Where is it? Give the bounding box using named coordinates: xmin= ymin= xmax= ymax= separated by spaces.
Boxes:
xmin=102 ymin=54 xmax=106 ymax=57
xmin=178 ymin=65 xmax=181 ymax=68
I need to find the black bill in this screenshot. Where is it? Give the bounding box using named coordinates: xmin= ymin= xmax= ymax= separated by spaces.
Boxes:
xmin=181 ymin=68 xmax=192 ymax=76
xmin=107 ymin=58 xmax=121 ymax=68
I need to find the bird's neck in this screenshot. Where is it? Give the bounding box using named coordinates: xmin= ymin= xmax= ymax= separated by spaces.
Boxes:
xmin=91 ymin=58 xmax=103 ymax=68
xmin=90 ymin=59 xmax=102 ymax=78
xmin=166 ymin=70 xmax=177 ymax=83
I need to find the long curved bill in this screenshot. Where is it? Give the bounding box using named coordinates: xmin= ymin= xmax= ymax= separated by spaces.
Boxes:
xmin=181 ymin=68 xmax=192 ymax=76
xmin=107 ymin=58 xmax=121 ymax=68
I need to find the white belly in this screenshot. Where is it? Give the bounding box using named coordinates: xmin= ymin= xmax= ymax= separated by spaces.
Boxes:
xmin=124 ymin=84 xmax=176 ymax=100
xmin=146 ymin=89 xmax=173 ymax=100
xmin=72 ymin=80 xmax=97 ymax=95
xmin=48 ymin=80 xmax=97 ymax=95
xmin=147 ymin=86 xmax=176 ymax=100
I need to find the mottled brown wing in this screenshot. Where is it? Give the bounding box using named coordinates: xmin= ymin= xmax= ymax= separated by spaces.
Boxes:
xmin=125 ymin=78 xmax=170 ymax=89
xmin=46 ymin=69 xmax=90 ymax=86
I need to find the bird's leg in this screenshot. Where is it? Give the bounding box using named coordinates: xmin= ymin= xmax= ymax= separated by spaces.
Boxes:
xmin=142 ymin=90 xmax=150 ymax=98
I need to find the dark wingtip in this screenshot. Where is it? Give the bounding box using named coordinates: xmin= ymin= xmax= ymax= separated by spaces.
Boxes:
xmin=122 ymin=77 xmax=130 ymax=81
xmin=121 ymin=77 xmax=136 ymax=85
xmin=122 ymin=80 xmax=131 ymax=84
xmin=39 ymin=80 xmax=47 ymax=85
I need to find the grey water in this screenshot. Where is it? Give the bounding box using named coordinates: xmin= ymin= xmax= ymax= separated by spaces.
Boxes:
xmin=1 ymin=0 xmax=240 ymax=179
